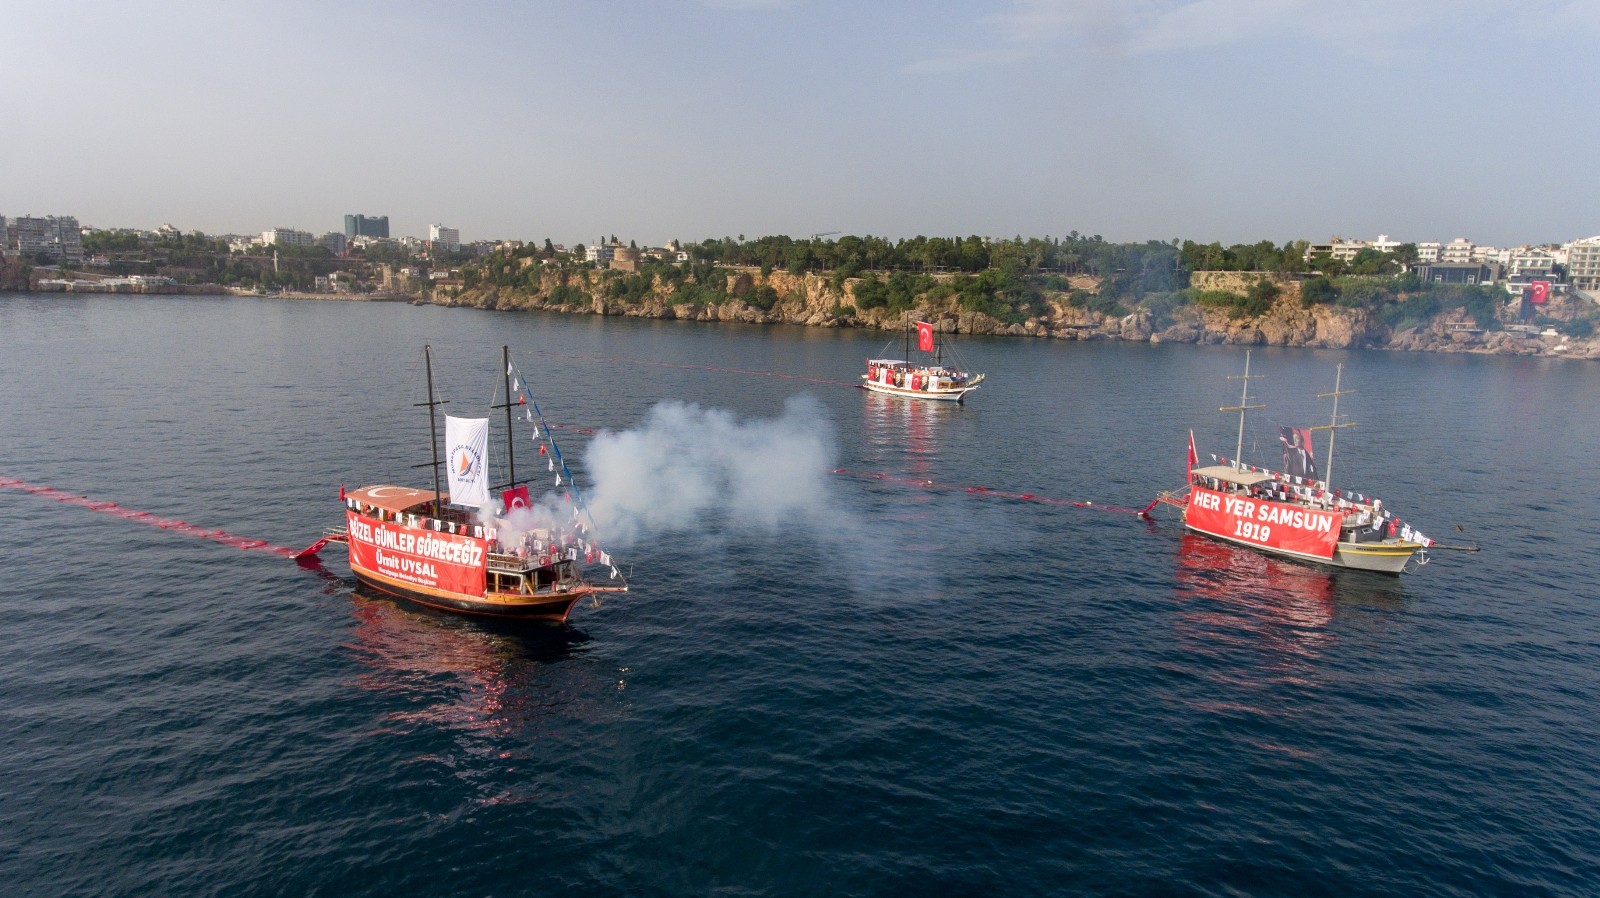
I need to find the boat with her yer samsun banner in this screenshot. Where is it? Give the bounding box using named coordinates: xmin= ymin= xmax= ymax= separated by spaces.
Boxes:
xmin=862 ymin=317 xmax=984 ymax=402
xmin=1154 ymin=354 xmax=1432 ymax=575
xmin=320 ymin=345 xmax=627 ymax=621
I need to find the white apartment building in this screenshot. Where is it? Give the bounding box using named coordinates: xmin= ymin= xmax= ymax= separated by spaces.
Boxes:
xmin=1506 ymin=247 xmax=1559 ymax=278
xmin=1567 ymin=236 xmax=1600 ymax=292
xmin=1329 ymin=239 xmax=1371 ymax=262
xmin=262 ymin=228 xmax=316 ymax=248
xmin=428 ymin=224 xmax=460 ymax=253
xmin=1309 ymin=234 xmax=1404 ymax=263
xmin=1439 ymin=238 xmax=1475 ymax=264
xmin=1415 ymin=242 xmax=1442 ymax=264
xmin=11 ymin=215 xmax=84 ymax=261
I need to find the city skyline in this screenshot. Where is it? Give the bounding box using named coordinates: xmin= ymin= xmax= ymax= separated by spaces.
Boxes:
xmin=3 ymin=0 xmax=1597 ymax=248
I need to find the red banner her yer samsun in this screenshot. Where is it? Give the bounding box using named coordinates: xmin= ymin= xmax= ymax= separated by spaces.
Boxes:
xmin=1185 ymin=485 xmax=1341 ymax=559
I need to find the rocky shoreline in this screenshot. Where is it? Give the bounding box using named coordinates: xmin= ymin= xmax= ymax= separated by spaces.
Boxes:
xmin=9 ymin=264 xmax=1594 ymax=359
xmin=433 ymin=268 xmax=1600 ymax=361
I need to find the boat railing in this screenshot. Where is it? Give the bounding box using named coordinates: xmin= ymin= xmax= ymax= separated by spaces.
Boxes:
xmin=486 ymin=551 xmax=527 ymax=572
xmin=322 ymin=526 xmax=349 ymax=543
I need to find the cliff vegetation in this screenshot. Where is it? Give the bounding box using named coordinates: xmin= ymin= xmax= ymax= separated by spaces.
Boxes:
xmin=442 ymin=235 xmax=1600 ymax=359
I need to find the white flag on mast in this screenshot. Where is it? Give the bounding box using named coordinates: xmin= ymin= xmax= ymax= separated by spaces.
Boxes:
xmin=444 ymin=415 xmax=491 ymax=508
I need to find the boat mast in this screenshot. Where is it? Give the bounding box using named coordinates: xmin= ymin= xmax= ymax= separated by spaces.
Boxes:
xmin=1311 ymin=362 xmax=1357 ymax=499
xmin=420 ymin=345 xmax=446 ymax=509
xmin=501 ymin=344 xmax=516 ymax=488
xmin=1220 ymin=350 xmax=1265 ymax=472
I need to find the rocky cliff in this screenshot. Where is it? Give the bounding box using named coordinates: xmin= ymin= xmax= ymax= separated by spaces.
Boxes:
xmin=0 ymin=256 xmax=31 ymax=292
xmin=436 ymin=267 xmax=1600 ymax=360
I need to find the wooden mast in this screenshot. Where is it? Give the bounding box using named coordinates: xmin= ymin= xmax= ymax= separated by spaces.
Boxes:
xmin=418 ymin=345 xmax=448 ymax=509
xmin=1311 ymin=362 xmax=1357 ymax=501
xmin=1220 ymin=350 xmax=1266 ymax=471
xmin=501 ymin=345 xmax=516 ymax=488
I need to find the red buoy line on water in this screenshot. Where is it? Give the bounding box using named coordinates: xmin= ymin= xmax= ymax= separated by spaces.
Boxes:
xmin=0 ymin=476 xmax=309 ymax=557
xmin=828 ymin=468 xmax=1150 ymax=516
xmin=2 ymin=415 xmax=1145 ymax=564
xmin=536 ymin=348 xmax=861 ymax=389
xmin=538 ymin=424 xmax=1146 ymax=514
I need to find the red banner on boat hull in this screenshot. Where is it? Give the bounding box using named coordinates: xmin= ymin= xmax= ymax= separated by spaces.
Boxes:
xmin=345 ymin=510 xmax=487 ymax=596
xmin=1185 ymin=485 xmax=1341 ymax=559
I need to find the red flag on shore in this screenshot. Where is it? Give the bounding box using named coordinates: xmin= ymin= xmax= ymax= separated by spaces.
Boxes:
xmin=1530 ymin=280 xmax=1550 ymax=304
xmin=915 ymin=320 xmax=935 ymax=353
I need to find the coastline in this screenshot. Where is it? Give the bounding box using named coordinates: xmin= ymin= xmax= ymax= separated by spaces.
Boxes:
xmin=8 ymin=278 xmax=1598 ymax=360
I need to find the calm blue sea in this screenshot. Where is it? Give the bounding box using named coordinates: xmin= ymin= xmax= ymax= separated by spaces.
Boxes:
xmin=1 ymin=293 xmax=1597 ymax=897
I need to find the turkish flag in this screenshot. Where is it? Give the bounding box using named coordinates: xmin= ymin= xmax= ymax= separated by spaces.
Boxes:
xmin=1187 ymin=430 xmax=1198 ymax=477
xmin=1530 ymin=280 xmax=1550 ymax=304
xmin=916 ymin=320 xmax=935 ymax=352
xmin=502 ymin=485 xmax=531 ymax=511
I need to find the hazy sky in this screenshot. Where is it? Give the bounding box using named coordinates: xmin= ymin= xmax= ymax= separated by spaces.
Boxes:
xmin=3 ymin=1 xmax=1596 ymax=247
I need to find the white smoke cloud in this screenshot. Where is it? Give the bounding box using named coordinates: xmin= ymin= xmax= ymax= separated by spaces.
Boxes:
xmin=575 ymin=394 xmax=1054 ymax=604
xmin=583 ymin=395 xmax=838 ymax=547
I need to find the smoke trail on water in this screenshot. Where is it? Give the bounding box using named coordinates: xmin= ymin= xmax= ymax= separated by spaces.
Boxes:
xmin=584 ymin=395 xmax=838 ymax=547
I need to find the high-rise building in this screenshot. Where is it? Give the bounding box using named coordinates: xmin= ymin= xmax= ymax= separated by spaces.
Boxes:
xmin=12 ymin=215 xmax=83 ymax=262
xmin=344 ymin=214 xmax=389 ymax=239
xmin=428 ymin=224 xmax=460 ymax=253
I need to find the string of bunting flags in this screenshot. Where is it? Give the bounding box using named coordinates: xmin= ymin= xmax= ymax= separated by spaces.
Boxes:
xmin=1207 ymin=453 xmax=1432 ymax=546
xmin=505 ymin=360 xmax=624 ymax=582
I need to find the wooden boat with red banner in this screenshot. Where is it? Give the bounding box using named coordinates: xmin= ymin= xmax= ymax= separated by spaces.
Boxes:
xmin=1154 ymin=354 xmax=1432 ymax=575
xmin=862 ymin=318 xmax=984 ymax=402
xmin=320 ymin=345 xmax=628 ymax=621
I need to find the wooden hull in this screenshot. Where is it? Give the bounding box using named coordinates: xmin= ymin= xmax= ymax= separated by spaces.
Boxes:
xmin=1183 ymin=522 xmax=1420 ymax=574
xmin=860 ymin=379 xmax=975 ymax=402
xmin=351 ymin=560 xmax=586 ymax=622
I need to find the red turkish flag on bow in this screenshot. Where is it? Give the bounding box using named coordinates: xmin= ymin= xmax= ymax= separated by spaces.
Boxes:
xmin=915 ymin=321 xmax=935 ymax=353
xmin=1187 ymin=430 xmax=1198 ymax=477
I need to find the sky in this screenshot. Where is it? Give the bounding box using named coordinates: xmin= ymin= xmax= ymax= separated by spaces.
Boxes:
xmin=3 ymin=0 xmax=1597 ymax=248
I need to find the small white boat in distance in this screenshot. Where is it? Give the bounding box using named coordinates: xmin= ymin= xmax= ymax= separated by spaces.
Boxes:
xmin=861 ymin=319 xmax=984 ymax=403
